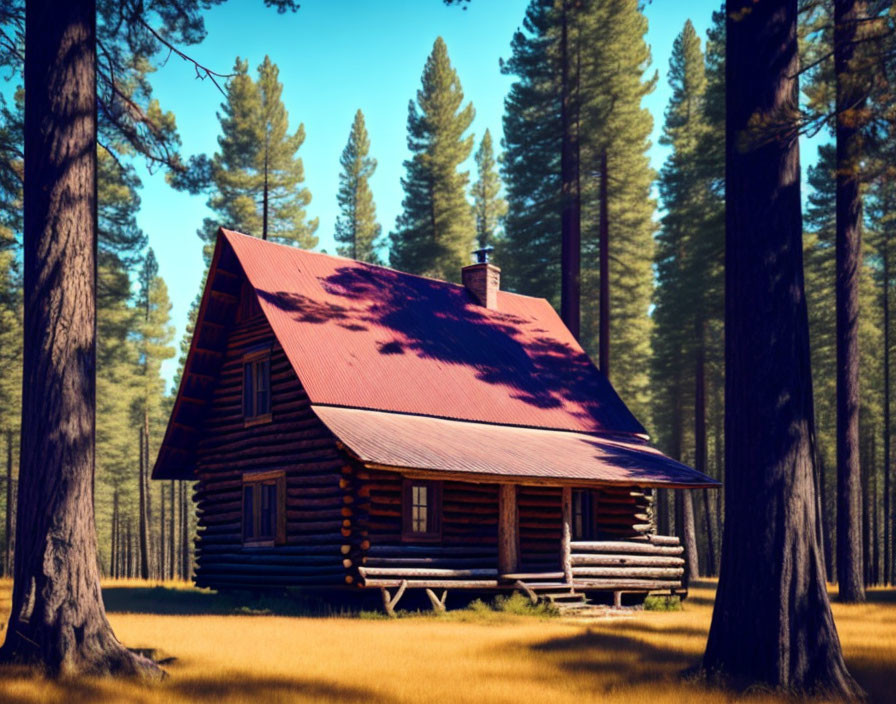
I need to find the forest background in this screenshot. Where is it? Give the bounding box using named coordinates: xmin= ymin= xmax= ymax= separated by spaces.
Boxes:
xmin=0 ymin=0 xmax=883 ymax=590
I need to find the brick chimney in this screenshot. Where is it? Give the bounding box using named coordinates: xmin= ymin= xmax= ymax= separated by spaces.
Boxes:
xmin=462 ymin=246 xmax=500 ymax=310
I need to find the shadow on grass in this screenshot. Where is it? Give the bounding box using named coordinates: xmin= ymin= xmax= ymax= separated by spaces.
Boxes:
xmin=100 ymin=585 xmax=368 ymax=617
xmin=0 ymin=670 xmax=392 ymax=704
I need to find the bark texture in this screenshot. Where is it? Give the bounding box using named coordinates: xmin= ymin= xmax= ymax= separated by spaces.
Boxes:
xmin=702 ymin=1 xmax=861 ymax=697
xmin=559 ymin=0 xmax=581 ymax=341
xmin=834 ymin=0 xmax=866 ymax=604
xmin=0 ymin=0 xmax=160 ymax=678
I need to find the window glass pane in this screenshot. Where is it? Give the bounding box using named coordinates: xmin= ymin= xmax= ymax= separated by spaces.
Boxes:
xmin=243 ymin=485 xmax=255 ymax=539
xmin=259 ymin=483 xmax=276 ymax=539
xmin=243 ymin=363 xmax=254 ymax=417
xmin=256 ymin=359 xmax=270 ymax=415
xmin=409 ymin=484 xmax=429 ymax=534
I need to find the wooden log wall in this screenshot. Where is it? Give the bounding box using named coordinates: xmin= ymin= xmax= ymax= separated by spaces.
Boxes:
xmin=518 ymin=486 xmax=562 ymax=571
xmin=349 ymin=468 xmax=499 ymax=585
xmin=594 ymin=487 xmax=654 ymax=540
xmin=193 ymin=311 xmax=350 ymax=590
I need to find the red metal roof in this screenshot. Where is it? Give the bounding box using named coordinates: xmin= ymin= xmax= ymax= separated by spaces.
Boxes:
xmin=312 ymin=406 xmax=718 ymax=487
xmin=223 ymin=229 xmax=645 ymax=436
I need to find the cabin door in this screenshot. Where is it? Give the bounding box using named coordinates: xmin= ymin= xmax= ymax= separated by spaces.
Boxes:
xmin=516 ymin=486 xmax=563 ymax=572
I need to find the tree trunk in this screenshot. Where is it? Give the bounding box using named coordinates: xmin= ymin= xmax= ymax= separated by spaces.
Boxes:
xmin=0 ymin=0 xmax=160 ymax=677
xmin=168 ymin=481 xmax=175 ymax=580
xmin=110 ymin=490 xmax=118 ymax=579
xmin=138 ymin=428 xmax=150 ymax=580
xmin=559 ymin=0 xmax=581 ymax=340
xmin=598 ymin=148 xmax=610 ymax=376
xmin=4 ymin=430 xmax=12 ymax=577
xmin=676 ymin=491 xmax=699 ymax=582
xmin=695 ymin=317 xmax=714 ymax=574
xmin=159 ymin=481 xmax=165 ymax=580
xmin=884 ymin=239 xmax=891 ymax=586
xmin=180 ymin=481 xmax=190 ymax=580
xmin=834 ymin=0 xmax=867 ymax=605
xmin=702 ymin=1 xmax=860 ymax=695
xmin=819 ymin=453 xmax=835 ymax=582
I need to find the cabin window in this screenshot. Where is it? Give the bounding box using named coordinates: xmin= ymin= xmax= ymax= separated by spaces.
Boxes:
xmin=572 ymin=489 xmax=596 ymax=540
xmin=242 ymin=471 xmax=286 ymax=546
xmin=402 ymin=479 xmax=442 ymax=541
xmin=242 ymin=349 xmax=272 ymax=426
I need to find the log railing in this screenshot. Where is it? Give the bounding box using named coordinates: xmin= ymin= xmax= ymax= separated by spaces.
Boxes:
xmin=569 ymin=534 xmax=686 ymax=598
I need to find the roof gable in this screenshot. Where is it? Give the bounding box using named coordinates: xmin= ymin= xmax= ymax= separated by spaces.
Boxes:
xmin=223 ymin=229 xmax=645 ymax=436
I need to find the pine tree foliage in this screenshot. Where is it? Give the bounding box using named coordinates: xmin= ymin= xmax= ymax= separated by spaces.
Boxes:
xmin=471 ymin=129 xmax=506 ymax=249
xmin=499 ymin=0 xmax=656 ymax=423
xmin=391 ymin=37 xmax=476 ymax=282
xmin=335 ymin=109 xmax=382 ymax=263
xmin=199 ymin=56 xmax=318 ymax=262
xmin=499 ymin=0 xmax=561 ymax=305
xmin=578 ymin=0 xmax=657 ymax=423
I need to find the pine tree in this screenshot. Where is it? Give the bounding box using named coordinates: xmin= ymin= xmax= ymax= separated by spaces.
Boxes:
xmin=200 ymin=56 xmax=317 ymax=262
xmin=578 ymin=0 xmax=657 ymax=423
xmin=499 ymin=0 xmax=656 ymax=424
xmin=499 ymin=0 xmax=561 ymax=306
xmin=471 ymin=129 xmax=506 ymax=249
xmin=132 ymin=250 xmax=175 ymax=580
xmin=390 ymin=37 xmax=476 ymax=282
xmin=335 ymin=109 xmax=382 ymax=263
xmin=652 ymin=20 xmax=719 ymax=580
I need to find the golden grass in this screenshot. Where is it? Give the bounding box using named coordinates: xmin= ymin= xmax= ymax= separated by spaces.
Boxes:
xmin=0 ymin=578 xmax=892 ymax=703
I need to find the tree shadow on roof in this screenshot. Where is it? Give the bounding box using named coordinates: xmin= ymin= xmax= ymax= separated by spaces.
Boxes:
xmin=255 ymin=262 xmax=643 ymax=432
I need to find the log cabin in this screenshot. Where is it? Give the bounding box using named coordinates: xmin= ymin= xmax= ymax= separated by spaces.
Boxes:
xmin=152 ymin=228 xmax=719 ymax=613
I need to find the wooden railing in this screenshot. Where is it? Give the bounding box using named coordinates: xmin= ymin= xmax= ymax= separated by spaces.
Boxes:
xmin=569 ymin=534 xmax=686 ymax=594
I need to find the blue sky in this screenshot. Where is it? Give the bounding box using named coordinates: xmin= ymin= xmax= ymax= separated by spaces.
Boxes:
xmin=136 ymin=0 xmax=724 ymax=384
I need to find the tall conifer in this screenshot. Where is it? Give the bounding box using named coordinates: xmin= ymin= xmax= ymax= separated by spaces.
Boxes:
xmin=471 ymin=129 xmax=506 ymax=249
xmin=335 ymin=110 xmax=382 ymax=263
xmin=200 ymin=56 xmax=317 ymax=262
xmin=391 ymin=37 xmax=476 ymax=281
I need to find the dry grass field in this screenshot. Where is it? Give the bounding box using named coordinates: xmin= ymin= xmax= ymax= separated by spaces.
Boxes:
xmin=0 ymin=578 xmax=892 ymax=704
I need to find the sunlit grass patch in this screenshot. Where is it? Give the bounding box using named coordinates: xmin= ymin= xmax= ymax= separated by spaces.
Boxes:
xmin=0 ymin=577 xmax=891 ymax=703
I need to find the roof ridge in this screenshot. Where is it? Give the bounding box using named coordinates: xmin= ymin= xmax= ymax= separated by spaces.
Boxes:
xmin=220 ymin=228 xmax=549 ymax=304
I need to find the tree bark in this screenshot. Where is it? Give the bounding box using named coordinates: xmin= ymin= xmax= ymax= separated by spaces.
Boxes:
xmin=598 ymin=148 xmax=610 ymax=376
xmin=559 ymin=0 xmax=581 ymax=340
xmin=181 ymin=481 xmax=190 ymax=580
xmin=4 ymin=430 xmax=12 ymax=577
xmin=695 ymin=318 xmax=715 ymax=574
xmin=834 ymin=0 xmax=867 ymax=604
xmin=702 ymin=1 xmax=860 ymax=695
xmin=138 ymin=428 xmax=150 ymax=580
xmin=110 ymin=489 xmax=118 ymax=579
xmin=883 ymin=238 xmax=891 ymax=585
xmin=0 ymin=0 xmax=160 ymax=677
xmin=159 ymin=481 xmax=165 ymax=580
xmin=169 ymin=481 xmax=176 ymax=580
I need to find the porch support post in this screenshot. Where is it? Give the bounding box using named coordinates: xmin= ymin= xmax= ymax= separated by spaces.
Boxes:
xmin=498 ymin=484 xmax=519 ymax=574
xmin=561 ymin=486 xmax=573 ymax=584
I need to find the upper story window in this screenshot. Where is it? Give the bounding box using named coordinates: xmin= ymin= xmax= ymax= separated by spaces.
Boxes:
xmin=243 ymin=348 xmax=271 ymax=426
xmin=402 ymin=479 xmax=442 ymax=541
xmin=572 ymin=489 xmax=596 ymax=540
xmin=242 ymin=470 xmax=285 ymax=546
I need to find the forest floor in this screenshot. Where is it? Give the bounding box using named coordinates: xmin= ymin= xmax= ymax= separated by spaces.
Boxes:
xmin=0 ymin=578 xmax=892 ymax=703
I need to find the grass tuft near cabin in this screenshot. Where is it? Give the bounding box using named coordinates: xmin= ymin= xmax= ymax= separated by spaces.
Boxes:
xmin=0 ymin=579 xmax=893 ymax=703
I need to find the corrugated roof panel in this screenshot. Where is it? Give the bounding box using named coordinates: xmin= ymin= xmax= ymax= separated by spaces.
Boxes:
xmin=312 ymin=406 xmax=717 ymax=487
xmin=222 ymin=230 xmax=645 ymax=436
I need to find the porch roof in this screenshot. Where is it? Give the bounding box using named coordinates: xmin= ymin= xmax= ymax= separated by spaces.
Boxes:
xmin=312 ymin=406 xmax=719 ymax=488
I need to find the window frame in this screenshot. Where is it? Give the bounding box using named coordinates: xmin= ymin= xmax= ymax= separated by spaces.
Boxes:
xmin=242 ymin=470 xmax=286 ymax=547
xmin=401 ymin=479 xmax=443 ymax=542
xmin=242 ymin=347 xmax=272 ymax=427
